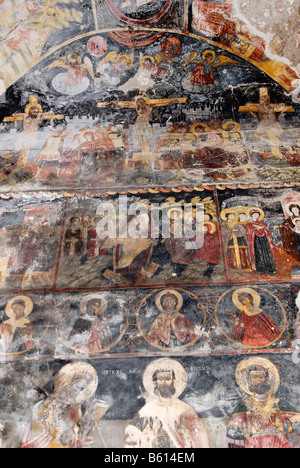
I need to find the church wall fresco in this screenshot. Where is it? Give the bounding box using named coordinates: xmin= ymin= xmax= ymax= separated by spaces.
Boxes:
xmin=0 ymin=0 xmax=299 ymax=449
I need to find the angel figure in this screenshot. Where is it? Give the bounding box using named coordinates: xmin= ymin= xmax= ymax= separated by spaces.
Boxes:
xmin=48 ymin=53 xmax=94 ymax=96
xmin=95 ymin=50 xmax=134 ymax=88
xmin=181 ymin=49 xmax=242 ymax=94
xmin=118 ymin=53 xmax=174 ymax=93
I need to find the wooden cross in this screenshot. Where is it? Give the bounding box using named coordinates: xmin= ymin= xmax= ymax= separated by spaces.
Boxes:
xmin=239 ymin=88 xmax=295 ymax=119
xmin=3 ymin=95 xmax=64 ymax=129
xmin=97 ymin=95 xmax=187 ymax=111
xmin=97 ymin=94 xmax=187 ymax=156
xmin=3 ymin=95 xmax=64 ymax=169
xmin=239 ymin=87 xmax=295 ymax=158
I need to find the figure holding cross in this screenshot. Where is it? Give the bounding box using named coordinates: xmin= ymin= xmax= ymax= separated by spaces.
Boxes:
xmin=4 ymin=95 xmax=64 ymax=169
xmin=239 ymin=87 xmax=295 ymax=159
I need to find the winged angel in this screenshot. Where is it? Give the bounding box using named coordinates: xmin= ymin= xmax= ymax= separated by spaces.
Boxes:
xmin=47 ymin=53 xmax=95 ymax=96
xmin=95 ymin=50 xmax=134 ymax=88
xmin=181 ymin=50 xmax=242 ymax=94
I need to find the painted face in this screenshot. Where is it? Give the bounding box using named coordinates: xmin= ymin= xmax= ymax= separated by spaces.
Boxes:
xmin=11 ymin=302 xmax=26 ymax=319
xmin=87 ymin=301 xmax=103 ymax=316
xmin=248 ymin=369 xmax=270 ymax=396
xmin=55 ymin=375 xmax=93 ymax=405
xmin=28 ymin=107 xmax=39 ymax=119
xmin=251 ymin=212 xmax=260 ymax=221
xmin=162 ymin=295 xmax=178 ymax=314
xmin=227 ymin=213 xmax=236 ymax=222
xmin=154 ymin=371 xmax=176 ymax=399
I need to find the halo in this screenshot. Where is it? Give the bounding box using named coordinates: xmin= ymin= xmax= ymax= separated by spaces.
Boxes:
xmin=204 ymin=209 xmax=215 ymax=219
xmin=191 ymin=123 xmax=211 ymax=134
xmin=236 ymin=357 xmax=280 ymax=397
xmin=220 ymin=208 xmax=239 ymax=222
xmin=5 ymin=296 xmax=34 ymax=318
xmin=246 ymin=207 xmax=265 ymax=221
xmin=232 ymin=287 xmax=261 ymax=311
xmin=222 ymin=121 xmax=241 ymax=132
xmin=202 ymin=50 xmax=216 ymax=63
xmin=155 ymin=289 xmax=184 ymax=313
xmin=203 ymin=221 xmax=216 ymax=234
xmin=80 ymin=294 xmax=107 ymax=315
xmin=25 ymin=96 xmax=43 ymax=114
xmin=143 ymin=358 xmax=187 ymax=399
xmin=54 ymin=362 xmax=98 ymax=402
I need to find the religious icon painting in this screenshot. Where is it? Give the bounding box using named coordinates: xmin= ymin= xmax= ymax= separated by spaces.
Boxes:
xmin=58 ymin=293 xmax=129 ymax=356
xmin=215 ymin=286 xmax=287 ymax=349
xmin=137 ymin=288 xmax=206 ymax=351
xmin=0 ymin=196 xmax=63 ymax=291
xmin=0 ymin=295 xmax=49 ymax=357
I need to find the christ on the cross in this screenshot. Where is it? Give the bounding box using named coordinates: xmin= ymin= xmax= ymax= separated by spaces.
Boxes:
xmin=4 ymin=95 xmax=64 ymax=169
xmin=239 ymin=87 xmax=295 ymax=159
xmin=97 ymin=93 xmax=187 ymax=163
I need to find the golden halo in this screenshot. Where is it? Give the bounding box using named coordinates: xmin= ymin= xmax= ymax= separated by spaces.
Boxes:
xmin=140 ymin=55 xmax=156 ymax=66
xmin=191 ymin=123 xmax=211 ymax=134
xmin=246 ymin=207 xmax=265 ymax=221
xmin=5 ymin=296 xmax=34 ymax=318
xmin=203 ymin=221 xmax=216 ymax=234
xmin=204 ymin=209 xmax=215 ymax=218
xmin=54 ymin=362 xmax=98 ymax=402
xmin=222 ymin=121 xmax=241 ymax=132
xmin=236 ymin=357 xmax=280 ymax=397
xmin=232 ymin=287 xmax=261 ymax=311
xmin=220 ymin=208 xmax=239 ymax=222
xmin=80 ymin=294 xmax=107 ymax=315
xmin=155 ymin=289 xmax=184 ymax=313
xmin=143 ymin=358 xmax=187 ymax=399
xmin=202 ymin=50 xmax=216 ymax=63
xmin=25 ymin=96 xmax=43 ymax=114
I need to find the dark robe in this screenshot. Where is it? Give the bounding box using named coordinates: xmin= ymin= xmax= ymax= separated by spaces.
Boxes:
xmin=246 ymin=221 xmax=277 ymax=274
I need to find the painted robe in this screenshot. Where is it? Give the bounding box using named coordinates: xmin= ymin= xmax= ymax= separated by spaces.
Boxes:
xmin=125 ymin=398 xmax=210 ymax=449
xmin=227 ymin=398 xmax=300 ymax=449
xmin=232 ymin=308 xmax=281 ymax=347
xmin=246 ymin=221 xmax=277 ymax=274
xmin=147 ymin=312 xmax=199 ymax=347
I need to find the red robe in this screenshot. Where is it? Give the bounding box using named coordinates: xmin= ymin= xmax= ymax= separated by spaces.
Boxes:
xmin=191 ymin=63 xmax=214 ymax=85
xmin=194 ymin=230 xmax=220 ymax=264
xmin=228 ymin=399 xmax=300 ymax=449
xmin=232 ymin=309 xmax=281 ymax=347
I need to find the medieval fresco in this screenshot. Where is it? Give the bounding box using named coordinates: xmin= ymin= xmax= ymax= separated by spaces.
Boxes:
xmin=0 ymin=0 xmax=299 ymax=450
